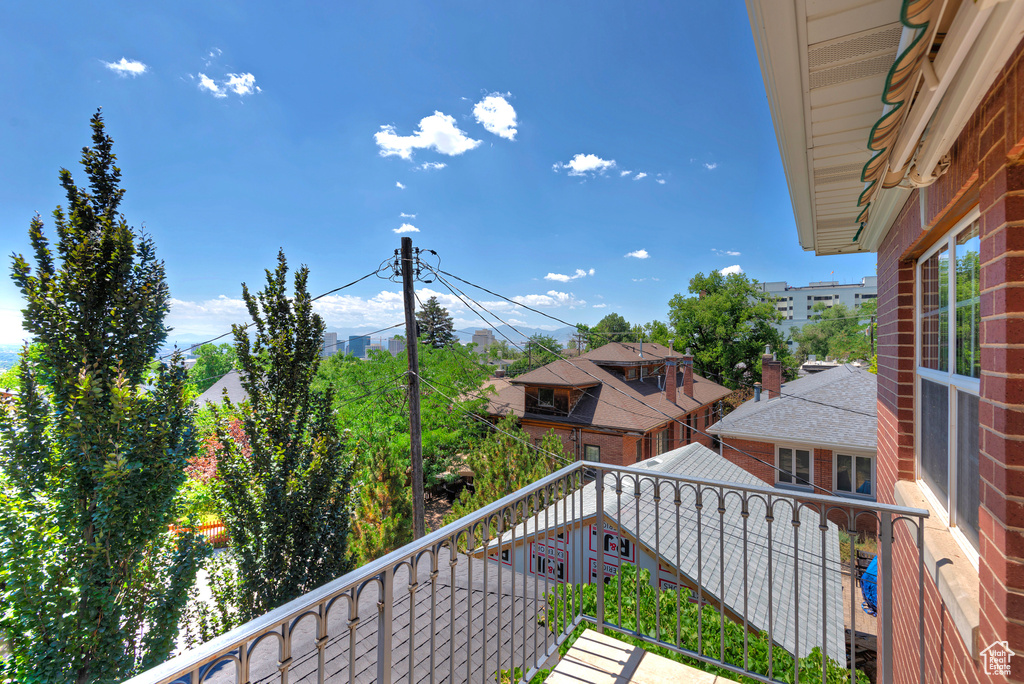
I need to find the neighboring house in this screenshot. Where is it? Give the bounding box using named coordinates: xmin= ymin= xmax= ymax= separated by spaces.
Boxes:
xmin=484 ymin=342 xmax=731 ymax=466
xmin=749 ymin=0 xmax=1024 ymax=677
xmin=195 ymin=369 xmax=247 ymax=406
xmin=708 ymin=357 xmax=878 ymax=529
xmin=479 ymin=442 xmax=846 ymax=660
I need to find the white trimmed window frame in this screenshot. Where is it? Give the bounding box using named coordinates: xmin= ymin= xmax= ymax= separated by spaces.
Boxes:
xmin=915 ymin=207 xmax=981 ymax=568
xmin=832 ymin=450 xmax=876 ymax=501
xmin=775 ymin=442 xmax=814 ymax=490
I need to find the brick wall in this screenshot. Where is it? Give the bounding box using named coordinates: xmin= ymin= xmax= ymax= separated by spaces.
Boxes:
xmin=721 ymin=437 xmax=776 ymax=485
xmin=876 ymin=33 xmax=1024 ymax=684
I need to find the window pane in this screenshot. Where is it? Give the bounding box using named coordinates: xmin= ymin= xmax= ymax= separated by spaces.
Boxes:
xmin=796 ymin=449 xmax=811 ymax=486
xmin=921 ymin=247 xmax=950 ymax=371
xmin=856 ymin=456 xmax=872 ymax=496
xmin=921 ymin=378 xmax=949 ymax=505
xmin=836 ymin=454 xmax=852 ymax=492
xmin=778 ymin=447 xmax=792 ymax=483
xmin=636 ymin=439 xmax=642 ymax=463
xmin=584 ymin=445 xmax=600 ymax=462
xmin=956 ymin=391 xmax=980 ymax=551
xmin=955 ymin=221 xmax=981 ymax=378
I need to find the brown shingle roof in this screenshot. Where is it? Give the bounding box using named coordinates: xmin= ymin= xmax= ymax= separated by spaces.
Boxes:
xmin=580 ymin=341 xmax=676 ymax=364
xmin=486 ymin=357 xmax=731 ymax=434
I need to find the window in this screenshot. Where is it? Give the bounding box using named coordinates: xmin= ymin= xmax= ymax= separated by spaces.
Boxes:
xmin=537 ymin=387 xmax=554 ymax=407
xmin=635 ymin=439 xmax=643 ymax=462
xmin=626 ymin=367 xmax=636 ymax=380
xmin=835 ymin=453 xmax=874 ymax=498
xmin=916 ymin=210 xmax=980 ymax=556
xmin=777 ymin=446 xmax=812 ymax=488
xmin=655 ymin=428 xmax=670 ymax=455
xmin=583 ymin=444 xmax=600 ymax=462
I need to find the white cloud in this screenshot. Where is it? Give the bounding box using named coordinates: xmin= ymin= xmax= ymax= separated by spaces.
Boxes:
xmin=712 ymin=248 xmax=741 ymax=257
xmin=544 ymin=268 xmax=594 ymax=282
xmin=375 ymin=112 xmax=481 ymax=160
xmin=103 ymin=58 xmax=147 ymax=76
xmin=720 ymin=264 xmax=743 ymax=275
xmin=394 ymin=223 xmax=419 ymax=234
xmin=592 ymin=303 xmax=607 ymax=309
xmin=703 ymin=162 xmax=718 ymax=170
xmin=633 ymin=172 xmax=647 ymax=180
xmin=511 ymin=290 xmax=585 ymax=307
xmin=225 ymin=72 xmax=259 ymax=96
xmin=473 ymin=93 xmax=517 ymax=140
xmin=197 ymin=73 xmax=226 ymax=98
xmin=624 ymin=249 xmax=649 ymax=259
xmin=656 ymin=179 xmax=666 ymax=185
xmin=632 ymin=278 xmax=646 ymax=282
xmin=419 ymin=161 xmax=446 ymax=171
xmin=400 ymin=212 xmax=416 ymax=218
xmin=620 ymin=170 xmax=631 ymax=177
xmin=0 ymin=308 xmax=27 ymax=345
xmin=396 ymin=181 xmax=406 ymax=189
xmin=553 ymin=153 xmax=616 ymax=177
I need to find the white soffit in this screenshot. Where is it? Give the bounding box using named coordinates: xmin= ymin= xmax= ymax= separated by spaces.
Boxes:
xmin=748 ymin=0 xmax=901 ymax=255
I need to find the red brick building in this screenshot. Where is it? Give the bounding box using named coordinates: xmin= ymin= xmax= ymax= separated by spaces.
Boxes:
xmin=484 ymin=342 xmax=731 ymax=466
xmin=749 ymin=0 xmax=1024 ymax=680
xmin=708 ymin=357 xmax=879 ymax=530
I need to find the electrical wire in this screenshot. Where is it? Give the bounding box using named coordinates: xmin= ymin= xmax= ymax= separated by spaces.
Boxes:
xmin=160 ymin=268 xmax=385 ymax=360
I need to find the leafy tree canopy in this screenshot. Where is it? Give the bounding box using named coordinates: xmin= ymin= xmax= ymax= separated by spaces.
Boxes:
xmin=187 ymin=342 xmax=237 ymax=393
xmin=667 ymin=271 xmax=793 ymax=388
xmin=416 ymin=295 xmax=457 ymax=348
xmin=791 ymin=300 xmax=875 ymax=363
xmin=592 ymin=312 xmax=632 ymax=345
xmin=507 ymin=333 xmax=561 ymax=376
xmin=0 ymin=111 xmax=204 ymax=683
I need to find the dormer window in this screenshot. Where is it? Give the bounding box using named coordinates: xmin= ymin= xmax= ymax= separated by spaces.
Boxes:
xmin=625 ymin=367 xmax=637 ymax=380
xmin=537 ymin=387 xmax=555 ymax=407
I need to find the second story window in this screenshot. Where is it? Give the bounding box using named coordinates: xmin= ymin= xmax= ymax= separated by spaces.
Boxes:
xmin=537 ymin=387 xmax=555 ymax=408
xmin=777 ymin=446 xmax=812 ymax=488
xmin=835 ymin=453 xmax=874 ymax=498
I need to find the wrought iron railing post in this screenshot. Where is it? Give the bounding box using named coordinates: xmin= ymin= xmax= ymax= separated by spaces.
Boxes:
xmin=377 ymin=566 xmax=394 ymax=684
xmin=595 ymin=467 xmax=605 ymax=634
xmin=877 ymin=511 xmax=894 ymax=684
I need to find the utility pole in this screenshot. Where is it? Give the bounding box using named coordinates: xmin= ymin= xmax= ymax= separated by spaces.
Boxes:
xmin=400 ymin=237 xmax=425 ymax=539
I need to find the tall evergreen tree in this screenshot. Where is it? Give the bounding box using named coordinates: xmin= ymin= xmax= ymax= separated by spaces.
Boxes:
xmin=0 ymin=111 xmax=205 ymax=683
xmin=214 ymin=251 xmax=353 ymax=620
xmin=415 ymin=295 xmax=457 ymax=348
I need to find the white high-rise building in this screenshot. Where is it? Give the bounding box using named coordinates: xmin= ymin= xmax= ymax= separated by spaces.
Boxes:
xmin=321 ymin=332 xmax=338 ymax=358
xmin=758 ymin=276 xmax=877 ymax=338
xmin=472 ymin=329 xmax=497 ymax=352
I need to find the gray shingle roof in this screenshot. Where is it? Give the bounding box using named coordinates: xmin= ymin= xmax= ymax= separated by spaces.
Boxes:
xmin=494 ymin=443 xmax=846 ymax=660
xmin=195 ymin=370 xmax=248 ymax=406
xmin=707 ymin=364 xmax=877 ymax=450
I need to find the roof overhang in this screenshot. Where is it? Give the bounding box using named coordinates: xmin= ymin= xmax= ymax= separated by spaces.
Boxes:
xmin=746 ymin=0 xmax=1024 ymax=256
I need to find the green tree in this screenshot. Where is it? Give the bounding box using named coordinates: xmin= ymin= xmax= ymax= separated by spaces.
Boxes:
xmin=592 ymin=312 xmax=632 ymax=345
xmin=188 ymin=342 xmax=237 ymax=393
xmin=507 ymin=334 xmax=561 ymax=376
xmin=0 ymin=112 xmax=205 ymax=683
xmin=448 ymin=415 xmax=568 ymax=521
xmin=416 ymin=295 xmax=457 ymax=348
xmin=213 ymin=251 xmax=353 ymax=620
xmin=315 ymin=340 xmax=490 ymax=564
xmin=791 ymin=301 xmax=875 ymax=363
xmin=667 ymin=271 xmax=792 ymax=388
xmin=0 ymin=362 xmax=19 ymax=391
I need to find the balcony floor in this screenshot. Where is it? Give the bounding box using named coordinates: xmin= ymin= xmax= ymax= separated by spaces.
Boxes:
xmin=548 ymin=630 xmax=735 ymax=683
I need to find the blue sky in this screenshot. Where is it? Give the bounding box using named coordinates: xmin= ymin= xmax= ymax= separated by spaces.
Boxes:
xmin=0 ymin=2 xmax=875 ymax=346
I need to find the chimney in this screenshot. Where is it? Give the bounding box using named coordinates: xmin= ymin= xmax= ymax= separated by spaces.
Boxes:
xmin=664 ymin=357 xmax=677 ymax=404
xmin=681 ymin=348 xmax=694 ymax=398
xmin=762 ymin=346 xmax=781 ymax=399
xmin=754 ymin=382 xmax=762 ymax=401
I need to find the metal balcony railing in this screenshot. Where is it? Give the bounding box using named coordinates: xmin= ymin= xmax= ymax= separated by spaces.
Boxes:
xmin=124 ymin=451 xmax=928 ymax=684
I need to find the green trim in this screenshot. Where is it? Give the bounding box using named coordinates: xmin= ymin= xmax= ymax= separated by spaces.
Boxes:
xmin=856 ymin=0 xmax=933 ymax=214
xmin=857 ymin=206 xmax=870 ymax=224
xmin=853 ymin=224 xmax=865 ymax=243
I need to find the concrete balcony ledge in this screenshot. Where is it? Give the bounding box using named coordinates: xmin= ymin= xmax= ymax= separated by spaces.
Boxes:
xmin=547 ymin=630 xmax=735 ymax=684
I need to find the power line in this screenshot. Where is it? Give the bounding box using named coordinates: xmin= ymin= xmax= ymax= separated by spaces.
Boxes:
xmin=424 ymin=264 xmax=831 ymax=494
xmin=160 ymin=268 xmax=384 ymax=360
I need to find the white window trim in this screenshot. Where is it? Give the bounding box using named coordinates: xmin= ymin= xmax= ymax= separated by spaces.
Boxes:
xmin=914 ymin=207 xmax=981 ymax=568
xmin=774 ymin=442 xmax=814 ymax=490
xmin=832 ymin=450 xmax=876 ymax=501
